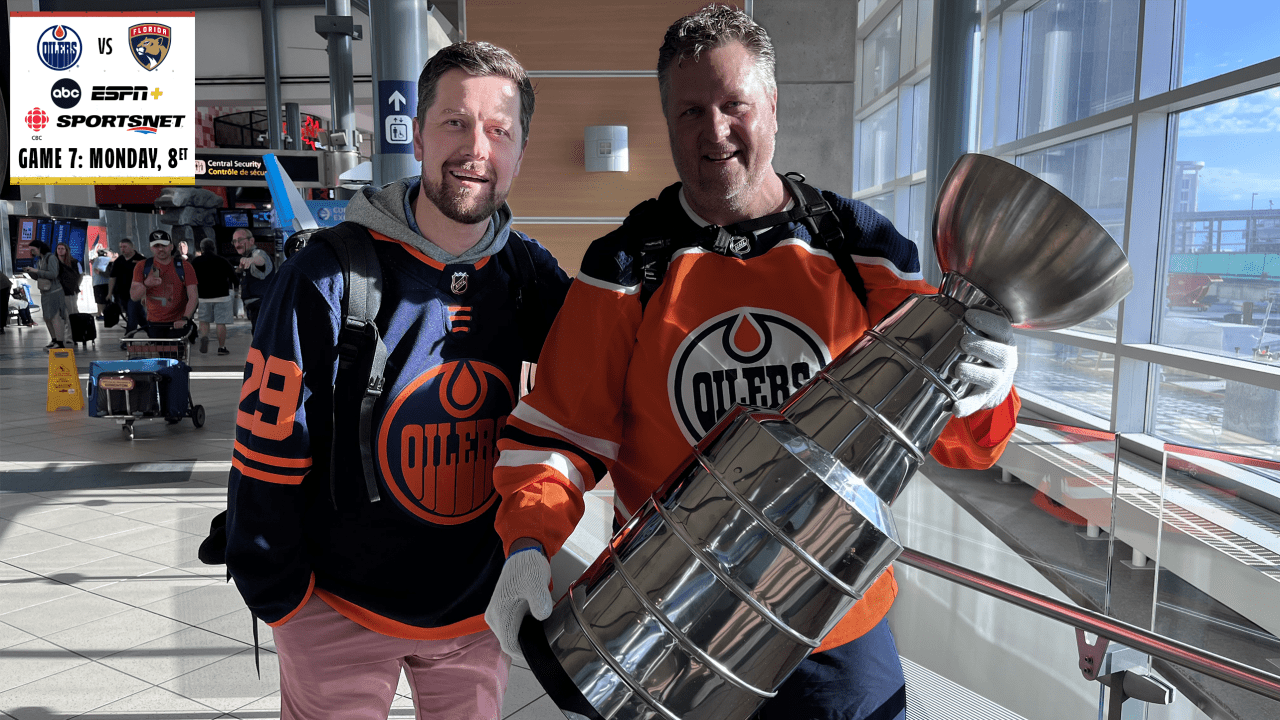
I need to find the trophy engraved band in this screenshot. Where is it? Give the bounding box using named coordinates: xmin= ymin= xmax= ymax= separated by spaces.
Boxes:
xmin=519 ymin=154 xmax=1135 ymax=720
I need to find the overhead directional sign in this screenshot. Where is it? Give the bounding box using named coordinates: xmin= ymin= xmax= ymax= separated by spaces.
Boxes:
xmin=9 ymin=11 xmax=195 ymax=185
xmin=378 ymin=80 xmax=415 ymax=155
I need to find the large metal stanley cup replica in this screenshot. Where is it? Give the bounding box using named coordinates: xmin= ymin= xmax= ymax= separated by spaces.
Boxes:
xmin=518 ymin=154 xmax=1135 ymax=720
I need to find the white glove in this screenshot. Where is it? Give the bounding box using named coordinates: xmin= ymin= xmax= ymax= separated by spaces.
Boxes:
xmin=484 ymin=547 xmax=553 ymax=661
xmin=952 ymin=309 xmax=1017 ymax=418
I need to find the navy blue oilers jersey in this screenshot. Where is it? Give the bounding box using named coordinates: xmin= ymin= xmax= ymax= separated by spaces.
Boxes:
xmin=226 ymin=227 xmax=570 ymax=639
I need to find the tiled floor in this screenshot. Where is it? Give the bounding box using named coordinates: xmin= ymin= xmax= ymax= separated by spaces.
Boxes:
xmin=0 ymin=318 xmax=571 ymax=719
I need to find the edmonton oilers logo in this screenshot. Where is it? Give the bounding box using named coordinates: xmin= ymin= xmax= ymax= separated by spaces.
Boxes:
xmin=37 ymin=25 xmax=82 ymax=71
xmin=377 ymin=360 xmax=514 ymax=525
xmin=668 ymin=308 xmax=831 ymax=443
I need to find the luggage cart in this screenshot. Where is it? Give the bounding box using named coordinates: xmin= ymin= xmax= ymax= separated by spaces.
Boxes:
xmin=88 ymin=338 xmax=204 ymax=439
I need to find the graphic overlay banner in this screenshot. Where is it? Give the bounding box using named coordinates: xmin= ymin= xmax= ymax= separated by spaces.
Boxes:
xmin=9 ymin=12 xmax=195 ymax=185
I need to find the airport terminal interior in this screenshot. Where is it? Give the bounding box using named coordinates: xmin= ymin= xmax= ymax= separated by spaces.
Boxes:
xmin=2 ymin=0 xmax=1279 ymax=718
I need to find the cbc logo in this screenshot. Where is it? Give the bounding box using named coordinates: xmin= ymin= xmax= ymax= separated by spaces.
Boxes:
xmin=51 ymin=78 xmax=81 ymax=109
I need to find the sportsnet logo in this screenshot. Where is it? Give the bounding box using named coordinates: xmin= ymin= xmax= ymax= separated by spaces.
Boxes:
xmin=668 ymin=308 xmax=831 ymax=443
xmin=377 ymin=360 xmax=515 ymax=526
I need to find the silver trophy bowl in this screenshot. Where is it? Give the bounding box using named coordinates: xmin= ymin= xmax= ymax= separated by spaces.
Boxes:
xmin=518 ymin=154 xmax=1134 ymax=720
xmin=934 ymin=153 xmax=1134 ymax=330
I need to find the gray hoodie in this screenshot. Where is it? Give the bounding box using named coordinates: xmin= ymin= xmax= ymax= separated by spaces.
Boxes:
xmin=344 ymin=177 xmax=514 ymax=266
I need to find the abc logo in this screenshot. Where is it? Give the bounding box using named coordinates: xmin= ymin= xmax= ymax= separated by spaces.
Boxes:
xmin=50 ymin=78 xmax=81 ymax=109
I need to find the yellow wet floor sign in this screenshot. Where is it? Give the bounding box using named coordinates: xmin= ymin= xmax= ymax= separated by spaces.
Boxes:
xmin=48 ymin=347 xmax=84 ymax=412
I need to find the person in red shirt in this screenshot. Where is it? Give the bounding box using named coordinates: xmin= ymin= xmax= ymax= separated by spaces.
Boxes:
xmin=131 ymin=230 xmax=198 ymax=339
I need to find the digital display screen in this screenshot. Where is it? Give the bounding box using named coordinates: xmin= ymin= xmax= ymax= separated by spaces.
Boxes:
xmin=222 ymin=211 xmax=250 ymax=228
xmin=251 ymin=210 xmax=274 ymax=227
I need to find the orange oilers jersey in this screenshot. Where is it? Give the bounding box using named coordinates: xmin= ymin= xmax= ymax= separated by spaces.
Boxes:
xmin=495 ymin=182 xmax=1019 ymax=651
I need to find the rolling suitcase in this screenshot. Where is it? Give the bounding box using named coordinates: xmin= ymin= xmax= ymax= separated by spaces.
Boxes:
xmin=69 ymin=312 xmax=97 ymax=347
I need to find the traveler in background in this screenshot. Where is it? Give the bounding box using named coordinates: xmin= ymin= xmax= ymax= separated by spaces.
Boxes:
xmin=232 ymin=229 xmax=273 ymax=334
xmin=109 ymin=238 xmax=146 ymax=337
xmin=483 ymin=7 xmax=1020 ymax=720
xmin=189 ymin=238 xmax=237 ymax=355
xmin=0 ymin=273 xmax=11 ymax=334
xmin=55 ymin=242 xmax=81 ymax=323
xmin=131 ymin=230 xmax=198 ymax=339
xmin=22 ymin=240 xmax=67 ymax=349
xmin=225 ymin=41 xmax=571 ymax=720
xmin=90 ymin=248 xmax=112 ymax=319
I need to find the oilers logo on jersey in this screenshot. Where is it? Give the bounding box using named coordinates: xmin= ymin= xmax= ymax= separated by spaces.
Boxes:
xmin=668 ymin=307 xmax=832 ymax=443
xmin=377 ymin=360 xmax=515 ymax=525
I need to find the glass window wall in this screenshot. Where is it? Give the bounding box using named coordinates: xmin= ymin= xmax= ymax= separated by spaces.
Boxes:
xmin=1178 ymin=1 xmax=1280 ymax=87
xmin=1159 ymin=89 xmax=1280 ymax=364
xmin=1151 ymin=364 xmax=1280 ymax=464
xmin=1014 ymin=336 xmax=1114 ymax=421
xmin=858 ymin=101 xmax=898 ymax=190
xmin=862 ymin=5 xmax=902 ymax=101
xmin=1015 ymin=128 xmax=1131 ymax=338
xmin=1019 ymin=0 xmax=1140 ymax=136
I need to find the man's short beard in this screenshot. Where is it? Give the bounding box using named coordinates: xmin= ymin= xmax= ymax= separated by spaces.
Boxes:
xmin=421 ymin=171 xmax=504 ymax=225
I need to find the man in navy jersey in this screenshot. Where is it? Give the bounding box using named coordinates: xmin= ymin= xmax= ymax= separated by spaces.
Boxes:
xmin=225 ymin=42 xmax=571 ymax=720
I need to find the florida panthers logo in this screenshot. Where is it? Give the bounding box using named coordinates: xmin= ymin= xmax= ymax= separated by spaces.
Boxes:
xmin=129 ymin=24 xmax=171 ymax=71
xmin=377 ymin=360 xmax=514 ymax=525
xmin=669 ymin=308 xmax=831 ymax=444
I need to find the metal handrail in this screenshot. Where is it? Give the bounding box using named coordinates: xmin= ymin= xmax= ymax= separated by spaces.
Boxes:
xmin=897 ymin=548 xmax=1280 ymax=703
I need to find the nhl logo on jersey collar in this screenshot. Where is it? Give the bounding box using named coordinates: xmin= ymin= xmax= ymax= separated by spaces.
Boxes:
xmin=706 ymin=226 xmax=751 ymax=257
xmin=451 ymin=271 xmax=469 ymax=295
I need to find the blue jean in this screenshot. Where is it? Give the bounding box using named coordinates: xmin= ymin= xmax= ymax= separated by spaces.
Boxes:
xmin=121 ymin=298 xmax=146 ymax=334
xmin=756 ymin=618 xmax=906 ymax=720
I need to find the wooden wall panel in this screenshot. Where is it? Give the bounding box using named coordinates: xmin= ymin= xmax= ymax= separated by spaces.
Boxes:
xmin=467 ymin=0 xmax=709 ymax=71
xmin=515 ymin=223 xmax=621 ymax=276
xmin=505 ymin=77 xmax=678 ymax=219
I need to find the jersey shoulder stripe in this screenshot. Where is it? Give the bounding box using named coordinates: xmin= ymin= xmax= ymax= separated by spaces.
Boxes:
xmin=510 ymin=401 xmax=621 ymax=461
xmin=503 ymin=424 xmax=609 ymax=483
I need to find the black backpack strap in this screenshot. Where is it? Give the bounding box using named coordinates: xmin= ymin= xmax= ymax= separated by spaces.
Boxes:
xmin=315 ymin=223 xmax=386 ymax=504
xmin=630 ymin=176 xmax=871 ymax=312
xmin=495 ymin=236 xmax=547 ymax=363
xmin=173 ymin=256 xmax=186 ymax=283
xmin=777 ymin=172 xmax=868 ymax=308
xmin=621 ymin=198 xmax=680 ymax=312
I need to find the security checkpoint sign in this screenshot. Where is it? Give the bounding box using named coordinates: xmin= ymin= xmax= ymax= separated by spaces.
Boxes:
xmin=9 ymin=12 xmax=196 ymax=185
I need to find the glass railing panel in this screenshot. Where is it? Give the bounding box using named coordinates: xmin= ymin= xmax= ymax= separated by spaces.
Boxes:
xmin=1149 ymin=444 xmax=1280 ymax=718
xmin=891 ymin=468 xmax=1113 ymax=719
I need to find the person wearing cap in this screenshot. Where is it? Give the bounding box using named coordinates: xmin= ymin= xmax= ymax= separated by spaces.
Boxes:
xmin=131 ymin=230 xmax=199 ymax=339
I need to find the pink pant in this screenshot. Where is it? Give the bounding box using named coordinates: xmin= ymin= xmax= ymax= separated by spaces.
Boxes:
xmin=273 ymin=595 xmax=510 ymax=720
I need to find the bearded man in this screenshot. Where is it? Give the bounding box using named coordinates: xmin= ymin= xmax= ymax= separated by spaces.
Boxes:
xmin=224 ymin=41 xmax=571 ymax=720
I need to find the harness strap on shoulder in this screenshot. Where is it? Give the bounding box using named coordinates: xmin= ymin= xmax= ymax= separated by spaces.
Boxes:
xmin=495 ymin=236 xmax=547 ymax=363
xmin=779 ymin=173 xmax=868 ymax=308
xmin=317 ymin=223 xmax=386 ymax=504
xmin=141 ymin=256 xmax=187 ymax=283
xmin=635 ymin=175 xmax=868 ymax=310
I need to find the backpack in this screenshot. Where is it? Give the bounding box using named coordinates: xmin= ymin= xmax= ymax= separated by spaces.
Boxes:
xmin=141 ymin=256 xmax=187 ymax=283
xmin=631 ymin=172 xmax=868 ymax=311
xmin=57 ymin=260 xmax=81 ymax=296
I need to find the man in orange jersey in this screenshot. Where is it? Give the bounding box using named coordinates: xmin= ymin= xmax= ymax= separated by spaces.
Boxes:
xmin=484 ymin=6 xmax=1018 ymax=720
xmin=224 ymin=42 xmax=570 ymax=720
